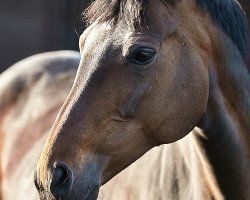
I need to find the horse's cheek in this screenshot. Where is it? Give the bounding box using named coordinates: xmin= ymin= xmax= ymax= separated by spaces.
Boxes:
xmin=150 ymin=63 xmax=208 ymax=144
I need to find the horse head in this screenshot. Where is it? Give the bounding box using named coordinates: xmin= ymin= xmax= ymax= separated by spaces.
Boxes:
xmin=35 ymin=0 xmax=249 ymax=199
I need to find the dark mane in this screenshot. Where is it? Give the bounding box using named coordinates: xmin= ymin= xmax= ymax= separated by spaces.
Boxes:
xmin=84 ymin=0 xmax=248 ymax=58
xmin=197 ymin=0 xmax=249 ymax=58
xmin=84 ymin=0 xmax=146 ymax=26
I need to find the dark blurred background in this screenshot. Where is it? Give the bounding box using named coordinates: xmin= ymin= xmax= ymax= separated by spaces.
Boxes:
xmin=0 ymin=0 xmax=90 ymax=73
xmin=0 ymin=0 xmax=249 ymax=73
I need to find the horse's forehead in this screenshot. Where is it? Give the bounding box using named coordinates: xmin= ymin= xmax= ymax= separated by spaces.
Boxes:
xmin=81 ymin=23 xmax=137 ymax=57
xmin=80 ymin=0 xmax=180 ymax=52
xmin=82 ymin=23 xmax=112 ymax=48
xmin=81 ymin=12 xmax=170 ymax=60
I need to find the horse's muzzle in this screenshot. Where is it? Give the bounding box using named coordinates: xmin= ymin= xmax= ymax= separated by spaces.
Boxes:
xmin=35 ymin=160 xmax=101 ymax=200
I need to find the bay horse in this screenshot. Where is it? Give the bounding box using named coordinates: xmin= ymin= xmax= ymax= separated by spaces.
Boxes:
xmin=0 ymin=51 xmax=222 ymax=200
xmin=0 ymin=0 xmax=249 ymax=199
xmin=34 ymin=0 xmax=250 ymax=199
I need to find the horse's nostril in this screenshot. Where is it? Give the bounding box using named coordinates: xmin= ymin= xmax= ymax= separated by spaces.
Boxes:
xmin=50 ymin=162 xmax=74 ymax=199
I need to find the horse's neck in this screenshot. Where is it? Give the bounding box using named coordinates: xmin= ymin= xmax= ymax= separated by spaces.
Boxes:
xmin=198 ymin=35 xmax=250 ymax=199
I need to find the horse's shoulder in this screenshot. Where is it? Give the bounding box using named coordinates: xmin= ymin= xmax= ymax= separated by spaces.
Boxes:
xmin=0 ymin=51 xmax=80 ymax=115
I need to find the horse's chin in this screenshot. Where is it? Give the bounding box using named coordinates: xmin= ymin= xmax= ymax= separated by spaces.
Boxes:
xmin=37 ymin=176 xmax=100 ymax=200
xmin=67 ymin=185 xmax=100 ymax=200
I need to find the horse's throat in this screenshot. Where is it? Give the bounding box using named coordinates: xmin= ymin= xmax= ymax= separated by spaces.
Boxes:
xmin=197 ymin=36 xmax=250 ymax=199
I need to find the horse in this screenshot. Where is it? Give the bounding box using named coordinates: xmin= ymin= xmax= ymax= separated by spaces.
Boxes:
xmin=1 ymin=51 xmax=220 ymax=200
xmin=0 ymin=0 xmax=249 ymax=199
xmin=32 ymin=0 xmax=250 ymax=199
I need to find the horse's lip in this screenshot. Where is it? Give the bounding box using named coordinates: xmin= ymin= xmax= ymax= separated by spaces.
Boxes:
xmin=83 ymin=185 xmax=100 ymax=200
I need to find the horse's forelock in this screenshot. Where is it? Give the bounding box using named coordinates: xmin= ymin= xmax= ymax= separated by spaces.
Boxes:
xmin=83 ymin=0 xmax=147 ymax=26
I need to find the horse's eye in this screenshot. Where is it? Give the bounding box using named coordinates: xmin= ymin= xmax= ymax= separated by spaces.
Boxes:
xmin=130 ymin=47 xmax=156 ymax=67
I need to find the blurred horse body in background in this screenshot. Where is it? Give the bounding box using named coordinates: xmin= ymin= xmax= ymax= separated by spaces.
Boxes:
xmin=0 ymin=51 xmax=222 ymax=200
xmin=0 ymin=51 xmax=79 ymax=200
